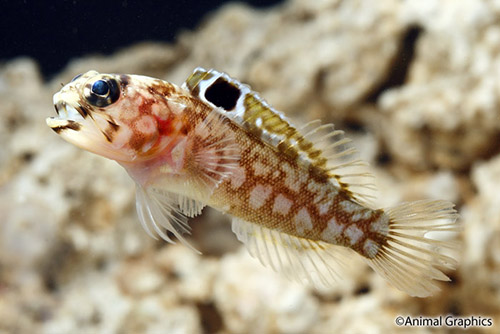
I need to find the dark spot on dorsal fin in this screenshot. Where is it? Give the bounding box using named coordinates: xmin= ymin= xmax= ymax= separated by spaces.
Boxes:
xmin=204 ymin=77 xmax=241 ymax=111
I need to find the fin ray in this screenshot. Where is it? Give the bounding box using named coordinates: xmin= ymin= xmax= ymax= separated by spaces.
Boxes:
xmin=135 ymin=185 xmax=200 ymax=253
xmin=185 ymin=109 xmax=240 ymax=201
xmin=364 ymin=200 xmax=459 ymax=297
xmin=231 ymin=218 xmax=355 ymax=287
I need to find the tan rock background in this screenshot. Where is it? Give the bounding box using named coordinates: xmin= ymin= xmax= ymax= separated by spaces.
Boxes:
xmin=1 ymin=0 xmax=499 ymax=333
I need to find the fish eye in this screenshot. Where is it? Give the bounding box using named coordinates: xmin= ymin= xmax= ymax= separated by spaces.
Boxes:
xmin=85 ymin=77 xmax=120 ymax=107
xmin=92 ymin=80 xmax=109 ymax=96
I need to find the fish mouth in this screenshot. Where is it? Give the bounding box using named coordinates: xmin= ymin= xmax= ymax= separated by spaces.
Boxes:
xmin=45 ymin=93 xmax=98 ymax=152
xmin=46 ymin=97 xmax=87 ymax=132
xmin=46 ymin=93 xmax=135 ymax=162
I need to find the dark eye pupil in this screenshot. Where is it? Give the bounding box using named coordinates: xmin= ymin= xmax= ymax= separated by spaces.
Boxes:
xmin=86 ymin=77 xmax=120 ymax=107
xmin=92 ymin=80 xmax=109 ymax=95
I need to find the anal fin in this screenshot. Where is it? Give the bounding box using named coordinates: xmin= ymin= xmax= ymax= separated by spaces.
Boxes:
xmin=231 ymin=218 xmax=356 ymax=288
xmin=176 ymin=195 xmax=205 ymax=218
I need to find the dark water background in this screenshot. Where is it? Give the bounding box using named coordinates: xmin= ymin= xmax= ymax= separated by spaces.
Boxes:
xmin=0 ymin=1 xmax=283 ymax=79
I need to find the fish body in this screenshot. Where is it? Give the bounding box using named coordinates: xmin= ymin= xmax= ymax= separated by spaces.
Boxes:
xmin=47 ymin=68 xmax=459 ymax=297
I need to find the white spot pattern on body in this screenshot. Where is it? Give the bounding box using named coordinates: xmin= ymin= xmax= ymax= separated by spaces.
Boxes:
xmin=370 ymin=214 xmax=389 ymax=236
xmin=249 ymin=183 xmax=273 ymax=209
xmin=340 ymin=200 xmax=359 ymax=214
xmin=253 ymin=161 xmax=270 ymax=176
xmin=136 ymin=115 xmax=157 ymax=136
xmin=308 ymin=180 xmax=338 ymax=206
xmin=307 ymin=180 xmax=325 ymax=203
xmin=351 ymin=209 xmax=372 ymax=222
xmin=230 ymin=166 xmax=246 ymax=189
xmin=295 ymin=207 xmax=313 ymax=234
xmin=344 ymin=225 xmax=363 ymax=245
xmin=112 ymin=124 xmax=133 ymax=150
xmin=282 ymin=162 xmax=301 ymax=192
xmin=320 ymin=216 xmax=344 ymax=241
xmin=317 ymin=199 xmax=333 ymax=215
xmin=272 ymin=193 xmax=293 ymax=215
xmin=151 ymin=103 xmax=163 ymax=118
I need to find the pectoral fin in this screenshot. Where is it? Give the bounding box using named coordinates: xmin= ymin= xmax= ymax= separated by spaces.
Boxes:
xmin=135 ymin=185 xmax=200 ymax=253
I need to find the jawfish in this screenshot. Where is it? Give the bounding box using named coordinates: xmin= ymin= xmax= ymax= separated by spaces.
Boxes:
xmin=47 ymin=68 xmax=459 ymax=297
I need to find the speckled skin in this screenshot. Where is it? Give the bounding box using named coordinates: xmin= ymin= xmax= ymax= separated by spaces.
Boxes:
xmin=48 ymin=70 xmax=388 ymax=259
xmin=47 ymin=70 xmax=459 ymax=297
xmin=205 ymin=116 xmax=388 ymax=258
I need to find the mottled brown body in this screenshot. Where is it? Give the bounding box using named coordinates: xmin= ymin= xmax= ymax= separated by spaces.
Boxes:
xmin=48 ymin=69 xmax=459 ymax=297
xmin=164 ymin=99 xmax=388 ymax=259
xmin=61 ymin=72 xmax=388 ymax=259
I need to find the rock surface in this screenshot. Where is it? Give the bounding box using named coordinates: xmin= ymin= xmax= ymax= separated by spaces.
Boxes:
xmin=1 ymin=0 xmax=499 ymax=333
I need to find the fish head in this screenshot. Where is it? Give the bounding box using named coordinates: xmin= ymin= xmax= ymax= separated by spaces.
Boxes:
xmin=47 ymin=71 xmax=185 ymax=162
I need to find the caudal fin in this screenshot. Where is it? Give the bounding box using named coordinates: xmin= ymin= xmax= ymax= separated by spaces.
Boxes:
xmin=364 ymin=200 xmax=460 ymax=297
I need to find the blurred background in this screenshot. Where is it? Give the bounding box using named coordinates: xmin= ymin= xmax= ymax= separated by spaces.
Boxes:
xmin=0 ymin=0 xmax=283 ymax=79
xmin=1 ymin=0 xmax=500 ymax=333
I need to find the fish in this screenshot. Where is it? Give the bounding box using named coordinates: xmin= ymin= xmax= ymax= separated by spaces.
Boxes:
xmin=46 ymin=68 xmax=460 ymax=297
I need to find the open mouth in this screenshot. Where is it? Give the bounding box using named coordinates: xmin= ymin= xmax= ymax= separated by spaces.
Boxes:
xmin=46 ymin=98 xmax=87 ymax=132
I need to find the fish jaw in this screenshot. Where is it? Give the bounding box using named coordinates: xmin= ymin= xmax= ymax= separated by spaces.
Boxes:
xmin=47 ymin=94 xmax=136 ymax=162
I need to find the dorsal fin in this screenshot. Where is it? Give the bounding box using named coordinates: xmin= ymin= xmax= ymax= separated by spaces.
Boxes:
xmin=183 ymin=68 xmax=376 ymax=205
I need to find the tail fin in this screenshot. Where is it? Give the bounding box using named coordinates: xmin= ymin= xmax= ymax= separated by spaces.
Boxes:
xmin=364 ymin=200 xmax=460 ymax=297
